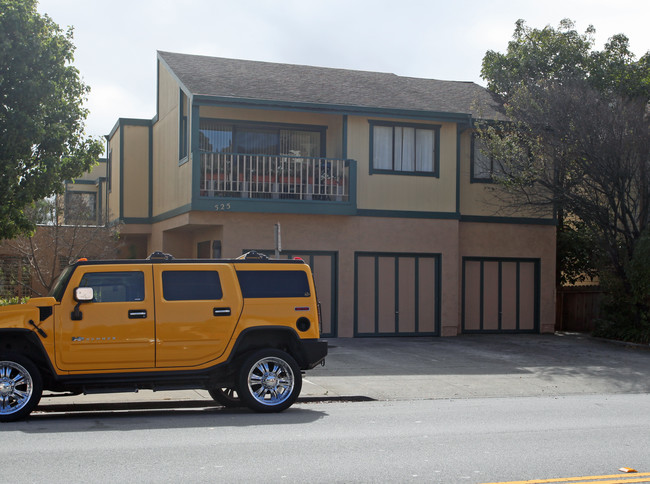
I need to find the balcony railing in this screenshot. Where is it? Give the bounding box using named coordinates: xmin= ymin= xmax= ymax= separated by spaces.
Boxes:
xmin=200 ymin=153 xmax=350 ymax=202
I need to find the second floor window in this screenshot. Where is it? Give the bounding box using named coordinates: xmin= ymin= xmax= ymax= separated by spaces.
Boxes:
xmin=370 ymin=121 xmax=440 ymax=176
xmin=472 ymin=136 xmax=499 ymax=182
xmin=199 ymin=120 xmax=323 ymax=158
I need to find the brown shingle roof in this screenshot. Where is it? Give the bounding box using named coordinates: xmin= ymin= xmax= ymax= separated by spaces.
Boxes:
xmin=158 ymin=51 xmax=504 ymax=120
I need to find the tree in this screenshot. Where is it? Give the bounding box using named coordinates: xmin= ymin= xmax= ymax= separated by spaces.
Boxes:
xmin=1 ymin=196 xmax=122 ymax=296
xmin=479 ymin=20 xmax=650 ymax=338
xmin=0 ymin=0 xmax=103 ymax=239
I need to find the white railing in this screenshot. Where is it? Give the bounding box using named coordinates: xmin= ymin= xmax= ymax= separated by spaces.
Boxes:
xmin=200 ymin=153 xmax=349 ymax=201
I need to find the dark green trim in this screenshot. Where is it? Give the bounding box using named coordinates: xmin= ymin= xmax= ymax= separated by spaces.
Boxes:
xmin=192 ymin=94 xmax=473 ymax=124
xmin=460 ymin=215 xmax=557 ymax=225
xmin=461 ymin=256 xmax=541 ymax=334
xmin=354 ymin=252 xmax=441 ymax=337
xmin=107 ymin=117 xmax=152 ymax=140
xmin=356 ymin=209 xmax=459 ymax=220
xmin=151 ymin=204 xmax=192 ymax=223
xmin=192 ymin=197 xmax=357 ymax=216
xmin=455 ymin=125 xmax=462 ymax=216
xmin=119 ymin=123 xmax=124 ymax=220
xmin=97 ymin=177 xmax=104 ymax=226
xmin=68 ymin=179 xmax=97 ymax=185
xmin=368 ymin=120 xmax=441 ymax=177
xmin=342 ymin=115 xmax=348 ymax=159
xmin=148 ymin=123 xmax=153 ymax=219
xmin=179 ymin=90 xmax=189 ymax=162
xmin=110 ymin=118 xmax=154 ymax=223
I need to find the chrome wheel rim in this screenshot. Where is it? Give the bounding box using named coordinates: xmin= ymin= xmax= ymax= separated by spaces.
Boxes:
xmin=246 ymin=357 xmax=294 ymax=406
xmin=0 ymin=361 xmax=33 ymax=416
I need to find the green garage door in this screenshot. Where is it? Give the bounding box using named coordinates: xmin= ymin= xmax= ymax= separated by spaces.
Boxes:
xmin=462 ymin=257 xmax=540 ymax=333
xmin=354 ymin=252 xmax=441 ymax=337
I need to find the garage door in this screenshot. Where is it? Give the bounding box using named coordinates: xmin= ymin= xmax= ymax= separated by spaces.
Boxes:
xmin=462 ymin=257 xmax=540 ymax=333
xmin=355 ymin=252 xmax=440 ymax=337
xmin=253 ymin=250 xmax=338 ymax=338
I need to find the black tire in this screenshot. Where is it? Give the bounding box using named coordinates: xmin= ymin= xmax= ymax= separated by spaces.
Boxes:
xmin=236 ymin=349 xmax=302 ymax=413
xmin=0 ymin=353 xmax=43 ymax=423
xmin=208 ymin=387 xmax=242 ymax=408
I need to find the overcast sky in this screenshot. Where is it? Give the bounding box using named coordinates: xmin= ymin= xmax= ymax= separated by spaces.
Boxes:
xmin=36 ymin=0 xmax=649 ymax=142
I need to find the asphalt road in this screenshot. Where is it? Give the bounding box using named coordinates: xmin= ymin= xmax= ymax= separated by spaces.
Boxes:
xmin=6 ymin=393 xmax=650 ymax=483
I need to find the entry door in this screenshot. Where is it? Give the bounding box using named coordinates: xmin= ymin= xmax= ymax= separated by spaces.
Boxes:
xmin=355 ymin=252 xmax=440 ymax=337
xmin=462 ymin=257 xmax=540 ymax=333
xmin=55 ymin=265 xmax=155 ymax=371
xmin=153 ymin=264 xmax=243 ymax=367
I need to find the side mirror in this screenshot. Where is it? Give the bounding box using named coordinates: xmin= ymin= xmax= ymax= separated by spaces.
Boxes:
xmin=72 ymin=287 xmax=94 ymax=320
xmin=74 ymin=287 xmax=94 ymax=302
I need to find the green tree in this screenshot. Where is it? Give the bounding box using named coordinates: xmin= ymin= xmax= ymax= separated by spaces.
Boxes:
xmin=479 ymin=19 xmax=650 ymax=339
xmin=0 ymin=0 xmax=103 ymax=239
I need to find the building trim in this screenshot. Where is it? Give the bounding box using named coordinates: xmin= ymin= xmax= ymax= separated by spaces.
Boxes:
xmin=192 ymin=94 xmax=475 ymax=124
xmin=460 ymin=215 xmax=557 ymax=225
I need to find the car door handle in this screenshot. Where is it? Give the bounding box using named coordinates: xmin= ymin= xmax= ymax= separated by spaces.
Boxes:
xmin=128 ymin=310 xmax=148 ymax=319
xmin=213 ymin=307 xmax=231 ymax=317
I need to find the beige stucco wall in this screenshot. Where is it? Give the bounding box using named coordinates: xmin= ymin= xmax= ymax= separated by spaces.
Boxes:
xmin=107 ymin=128 xmax=121 ymax=223
xmin=346 ymin=116 xmax=457 ymax=213
xmin=144 ymin=211 xmax=533 ymax=338
xmin=152 ymin=64 xmax=192 ymax=217
xmin=458 ymin=130 xmax=554 ymax=220
xmin=122 ymin=125 xmax=150 ymax=219
xmin=459 ymin=222 xmax=556 ymax=333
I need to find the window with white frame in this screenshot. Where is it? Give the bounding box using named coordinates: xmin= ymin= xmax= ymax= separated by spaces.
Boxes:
xmin=370 ymin=121 xmax=439 ymax=175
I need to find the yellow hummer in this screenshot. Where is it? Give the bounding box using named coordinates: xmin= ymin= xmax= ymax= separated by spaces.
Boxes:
xmin=0 ymin=251 xmax=327 ymax=421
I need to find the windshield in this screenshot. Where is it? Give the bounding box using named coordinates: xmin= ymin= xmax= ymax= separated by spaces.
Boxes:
xmin=48 ymin=265 xmax=75 ymax=301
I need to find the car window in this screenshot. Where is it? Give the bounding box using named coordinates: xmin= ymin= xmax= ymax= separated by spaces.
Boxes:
xmin=79 ymin=271 xmax=145 ymax=303
xmin=162 ymin=271 xmax=223 ymax=301
xmin=237 ymin=270 xmax=310 ymax=298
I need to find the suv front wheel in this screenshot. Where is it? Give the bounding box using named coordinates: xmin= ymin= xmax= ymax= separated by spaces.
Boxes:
xmin=0 ymin=354 xmax=43 ymax=422
xmin=237 ymin=349 xmax=302 ymax=413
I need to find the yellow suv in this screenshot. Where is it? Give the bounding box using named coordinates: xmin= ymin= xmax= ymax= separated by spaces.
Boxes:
xmin=0 ymin=251 xmax=327 ymax=421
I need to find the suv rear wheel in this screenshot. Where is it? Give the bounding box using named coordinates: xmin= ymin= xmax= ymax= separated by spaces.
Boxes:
xmin=0 ymin=354 xmax=43 ymax=422
xmin=237 ymin=349 xmax=301 ymax=413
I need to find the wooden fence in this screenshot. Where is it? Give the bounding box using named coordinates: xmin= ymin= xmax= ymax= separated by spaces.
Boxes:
xmin=556 ymin=286 xmax=603 ymax=332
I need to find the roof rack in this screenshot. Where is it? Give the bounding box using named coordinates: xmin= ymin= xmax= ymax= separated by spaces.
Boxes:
xmin=146 ymin=251 xmax=175 ymax=261
xmin=236 ymin=250 xmax=269 ymax=261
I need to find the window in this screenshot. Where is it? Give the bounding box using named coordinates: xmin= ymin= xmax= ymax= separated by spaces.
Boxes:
xmin=370 ymin=121 xmax=440 ymax=175
xmin=162 ymin=271 xmax=223 ymax=301
xmin=472 ymin=135 xmax=496 ymax=182
xmin=79 ymin=271 xmax=145 ymax=303
xmin=237 ymin=270 xmax=310 ymax=298
xmin=64 ymin=192 xmax=97 ymax=224
xmin=199 ymin=120 xmax=323 ymax=157
xmin=179 ymin=90 xmax=189 ymax=160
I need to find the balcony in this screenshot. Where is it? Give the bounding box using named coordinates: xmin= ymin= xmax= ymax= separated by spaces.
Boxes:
xmin=200 ymin=152 xmax=352 ymax=203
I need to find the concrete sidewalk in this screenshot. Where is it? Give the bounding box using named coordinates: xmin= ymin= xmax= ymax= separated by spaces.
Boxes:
xmin=37 ymin=333 xmax=650 ymax=412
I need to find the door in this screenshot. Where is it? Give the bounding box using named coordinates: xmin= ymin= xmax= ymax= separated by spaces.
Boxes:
xmin=153 ymin=264 xmax=243 ymax=367
xmin=462 ymin=257 xmax=540 ymax=333
xmin=354 ymin=252 xmax=440 ymax=337
xmin=55 ymin=265 xmax=155 ymax=371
